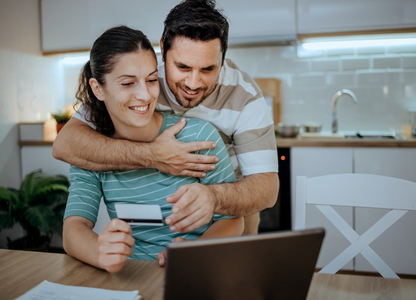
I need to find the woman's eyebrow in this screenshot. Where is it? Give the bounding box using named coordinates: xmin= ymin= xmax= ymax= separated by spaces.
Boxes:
xmin=148 ymin=69 xmax=158 ymax=76
xmin=117 ymin=74 xmax=136 ymax=79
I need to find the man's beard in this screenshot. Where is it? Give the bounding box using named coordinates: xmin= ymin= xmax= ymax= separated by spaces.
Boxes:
xmin=172 ymin=83 xmax=211 ymax=108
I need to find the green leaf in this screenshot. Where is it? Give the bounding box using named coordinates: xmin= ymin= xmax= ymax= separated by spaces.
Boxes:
xmin=22 ymin=205 xmax=55 ymax=236
xmin=20 ymin=170 xmax=43 ymax=204
xmin=0 ymin=213 xmax=15 ymax=231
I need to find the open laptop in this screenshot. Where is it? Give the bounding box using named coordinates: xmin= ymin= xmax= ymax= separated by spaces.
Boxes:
xmin=164 ymin=228 xmax=325 ymax=300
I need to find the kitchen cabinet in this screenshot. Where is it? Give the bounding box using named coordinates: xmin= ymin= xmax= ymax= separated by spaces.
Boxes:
xmin=291 ymin=147 xmax=354 ymax=270
xmin=40 ymin=0 xmax=296 ymax=53
xmin=291 ymin=146 xmax=416 ymax=275
xmin=218 ymin=0 xmax=296 ymax=45
xmin=297 ymin=0 xmax=416 ymax=34
xmin=41 ymin=0 xmax=175 ymax=52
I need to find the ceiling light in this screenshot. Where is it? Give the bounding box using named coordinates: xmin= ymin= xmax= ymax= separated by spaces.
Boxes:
xmin=300 ymin=33 xmax=416 ymax=50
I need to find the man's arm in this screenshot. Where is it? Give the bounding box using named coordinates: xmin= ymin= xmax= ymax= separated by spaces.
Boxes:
xmin=53 ymin=117 xmax=218 ymax=175
xmin=157 ymin=217 xmax=244 ymax=266
xmin=165 ymin=172 xmax=279 ymax=232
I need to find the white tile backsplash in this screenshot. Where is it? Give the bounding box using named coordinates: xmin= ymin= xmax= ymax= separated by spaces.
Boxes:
xmin=403 ymin=56 xmax=416 ymax=69
xmin=342 ymin=58 xmax=371 ymax=71
xmin=311 ymin=59 xmax=340 ymax=72
xmin=225 ymin=44 xmax=416 ymax=132
xmin=373 ymin=57 xmax=402 ymax=69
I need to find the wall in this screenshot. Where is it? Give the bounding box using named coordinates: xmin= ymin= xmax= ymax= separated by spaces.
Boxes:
xmin=227 ymin=43 xmax=416 ymax=132
xmin=0 ymin=0 xmax=64 ymax=248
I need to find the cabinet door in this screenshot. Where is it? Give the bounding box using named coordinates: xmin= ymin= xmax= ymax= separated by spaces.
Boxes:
xmin=41 ymin=0 xmax=177 ymax=52
xmin=354 ymin=148 xmax=416 ymax=275
xmin=218 ymin=0 xmax=296 ymax=44
xmin=291 ymin=147 xmax=354 ymax=270
xmin=297 ymin=0 xmax=416 ymax=34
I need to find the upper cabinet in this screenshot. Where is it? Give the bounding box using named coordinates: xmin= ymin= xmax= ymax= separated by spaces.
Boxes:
xmin=297 ymin=0 xmax=416 ymax=34
xmin=41 ymin=0 xmax=177 ymax=53
xmin=41 ymin=0 xmax=416 ymax=53
xmin=218 ymin=0 xmax=296 ymax=45
xmin=41 ymin=0 xmax=296 ymax=53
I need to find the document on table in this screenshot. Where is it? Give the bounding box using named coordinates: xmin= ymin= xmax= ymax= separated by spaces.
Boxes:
xmin=16 ymin=280 xmax=142 ymax=300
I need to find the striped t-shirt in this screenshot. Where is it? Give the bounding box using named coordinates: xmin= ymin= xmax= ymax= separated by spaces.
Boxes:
xmin=74 ymin=58 xmax=278 ymax=180
xmin=64 ymin=113 xmax=236 ymax=261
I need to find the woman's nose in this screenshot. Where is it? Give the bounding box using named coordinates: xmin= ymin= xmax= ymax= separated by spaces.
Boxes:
xmin=134 ymin=83 xmax=151 ymax=101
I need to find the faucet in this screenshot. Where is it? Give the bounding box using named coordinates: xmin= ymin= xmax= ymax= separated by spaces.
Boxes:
xmin=332 ymin=89 xmax=358 ymax=134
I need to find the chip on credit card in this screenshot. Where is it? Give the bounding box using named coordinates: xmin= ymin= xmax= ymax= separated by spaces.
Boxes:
xmin=115 ymin=204 xmax=164 ymax=226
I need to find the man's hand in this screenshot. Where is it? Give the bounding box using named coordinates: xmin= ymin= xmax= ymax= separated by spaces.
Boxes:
xmin=165 ymin=183 xmax=217 ymax=233
xmin=150 ymin=119 xmax=219 ymax=177
xmin=97 ymin=219 xmax=135 ymax=273
xmin=157 ymin=237 xmax=188 ymax=267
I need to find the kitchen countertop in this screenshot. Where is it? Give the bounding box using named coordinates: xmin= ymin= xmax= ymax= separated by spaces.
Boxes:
xmin=276 ymin=134 xmax=416 ymax=148
xmin=20 ymin=135 xmax=416 ymax=148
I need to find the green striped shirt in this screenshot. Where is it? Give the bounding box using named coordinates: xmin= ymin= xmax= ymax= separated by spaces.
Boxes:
xmin=64 ymin=113 xmax=236 ymax=261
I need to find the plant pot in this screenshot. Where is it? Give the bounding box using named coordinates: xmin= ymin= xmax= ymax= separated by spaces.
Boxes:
xmin=56 ymin=123 xmax=66 ymax=133
xmin=7 ymin=235 xmax=51 ymax=252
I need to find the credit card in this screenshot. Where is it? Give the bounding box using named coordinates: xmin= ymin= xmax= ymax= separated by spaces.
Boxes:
xmin=114 ymin=203 xmax=164 ymax=226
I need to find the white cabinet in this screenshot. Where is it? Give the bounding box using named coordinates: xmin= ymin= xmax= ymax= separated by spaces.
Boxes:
xmin=218 ymin=0 xmax=296 ymax=45
xmin=292 ymin=146 xmax=416 ymax=275
xmin=297 ymin=0 xmax=416 ymax=34
xmin=354 ymin=148 xmax=416 ymax=275
xmin=41 ymin=0 xmax=296 ymax=53
xmin=291 ymin=147 xmax=354 ymax=270
xmin=41 ymin=0 xmax=177 ymax=52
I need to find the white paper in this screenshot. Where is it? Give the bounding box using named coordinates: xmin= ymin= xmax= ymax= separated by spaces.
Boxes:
xmin=16 ymin=280 xmax=141 ymax=300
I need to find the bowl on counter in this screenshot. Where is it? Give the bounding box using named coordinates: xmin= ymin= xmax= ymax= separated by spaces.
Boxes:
xmin=277 ymin=123 xmax=300 ymax=138
xmin=303 ymin=122 xmax=322 ymax=133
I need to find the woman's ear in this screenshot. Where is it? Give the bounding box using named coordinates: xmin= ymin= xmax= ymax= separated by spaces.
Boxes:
xmin=89 ymin=78 xmax=105 ymax=101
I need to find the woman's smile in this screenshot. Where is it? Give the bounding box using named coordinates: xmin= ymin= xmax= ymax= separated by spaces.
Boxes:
xmin=129 ymin=104 xmax=150 ymax=114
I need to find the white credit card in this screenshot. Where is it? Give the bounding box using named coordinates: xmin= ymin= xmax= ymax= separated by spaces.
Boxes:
xmin=115 ymin=204 xmax=164 ymax=226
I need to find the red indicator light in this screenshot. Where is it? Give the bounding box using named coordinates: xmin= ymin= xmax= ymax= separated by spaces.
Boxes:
xmin=281 ymin=156 xmax=286 ymax=161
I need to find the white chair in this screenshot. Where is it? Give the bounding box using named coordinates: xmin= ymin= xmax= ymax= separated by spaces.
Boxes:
xmin=294 ymin=173 xmax=416 ymax=279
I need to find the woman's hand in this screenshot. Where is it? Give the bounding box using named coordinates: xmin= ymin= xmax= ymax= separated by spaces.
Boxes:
xmin=98 ymin=219 xmax=135 ymax=273
xmin=157 ymin=237 xmax=188 ymax=267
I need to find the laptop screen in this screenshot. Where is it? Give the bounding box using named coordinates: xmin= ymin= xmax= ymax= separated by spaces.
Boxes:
xmin=164 ymin=228 xmax=325 ymax=300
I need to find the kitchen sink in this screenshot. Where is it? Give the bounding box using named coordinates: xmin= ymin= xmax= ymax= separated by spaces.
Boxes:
xmin=343 ymin=133 xmax=396 ymax=140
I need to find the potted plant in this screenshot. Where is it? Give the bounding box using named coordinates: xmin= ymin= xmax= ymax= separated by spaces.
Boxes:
xmin=51 ymin=108 xmax=73 ymax=133
xmin=0 ymin=169 xmax=70 ymax=251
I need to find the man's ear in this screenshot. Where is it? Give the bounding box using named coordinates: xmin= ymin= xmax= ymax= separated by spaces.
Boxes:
xmin=159 ymin=38 xmax=164 ymax=62
xmin=89 ymin=78 xmax=105 ymax=101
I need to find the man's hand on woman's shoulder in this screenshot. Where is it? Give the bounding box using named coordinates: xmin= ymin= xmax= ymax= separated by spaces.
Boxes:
xmin=149 ymin=119 xmax=219 ymax=177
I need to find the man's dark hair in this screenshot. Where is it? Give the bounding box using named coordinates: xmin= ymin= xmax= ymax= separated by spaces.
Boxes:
xmin=161 ymin=0 xmax=229 ymax=64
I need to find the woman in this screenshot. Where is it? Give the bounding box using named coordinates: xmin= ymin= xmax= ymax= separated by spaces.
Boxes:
xmin=62 ymin=26 xmax=243 ymax=273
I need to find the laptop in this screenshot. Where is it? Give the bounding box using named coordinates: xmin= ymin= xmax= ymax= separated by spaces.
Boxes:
xmin=164 ymin=228 xmax=325 ymax=300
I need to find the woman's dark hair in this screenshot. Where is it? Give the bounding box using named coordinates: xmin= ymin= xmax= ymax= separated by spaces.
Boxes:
xmin=76 ymin=25 xmax=156 ymax=137
xmin=161 ymin=0 xmax=229 ymax=65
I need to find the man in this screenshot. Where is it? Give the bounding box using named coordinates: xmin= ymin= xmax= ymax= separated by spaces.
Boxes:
xmin=53 ymin=0 xmax=279 ymax=235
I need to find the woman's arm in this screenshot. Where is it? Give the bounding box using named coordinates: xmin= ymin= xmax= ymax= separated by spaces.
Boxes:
xmin=157 ymin=217 xmax=244 ymax=266
xmin=63 ymin=216 xmax=135 ymax=273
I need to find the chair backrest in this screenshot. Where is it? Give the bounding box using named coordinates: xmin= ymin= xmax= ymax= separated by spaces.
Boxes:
xmin=294 ymin=173 xmax=416 ymax=279
xmin=294 ymin=174 xmax=416 ymax=230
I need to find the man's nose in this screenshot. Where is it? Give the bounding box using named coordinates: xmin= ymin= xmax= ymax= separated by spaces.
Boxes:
xmin=134 ymin=83 xmax=151 ymax=101
xmin=184 ymin=70 xmax=201 ymax=90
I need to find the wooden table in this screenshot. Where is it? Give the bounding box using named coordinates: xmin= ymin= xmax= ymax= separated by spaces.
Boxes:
xmin=1 ymin=249 xmax=416 ymax=300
